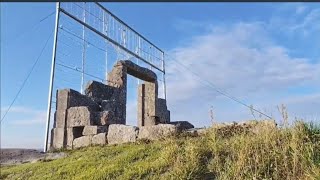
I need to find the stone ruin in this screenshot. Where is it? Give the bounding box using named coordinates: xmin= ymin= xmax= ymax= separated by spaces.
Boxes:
xmin=50 ymin=60 xmax=194 ymax=150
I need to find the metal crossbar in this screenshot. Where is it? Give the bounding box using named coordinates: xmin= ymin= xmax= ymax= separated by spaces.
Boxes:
xmin=59 ymin=2 xmax=164 ymax=72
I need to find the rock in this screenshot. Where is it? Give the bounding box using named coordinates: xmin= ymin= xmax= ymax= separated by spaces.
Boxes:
xmin=51 ymin=128 xmax=65 ymax=149
xmin=169 ymin=121 xmax=194 ymax=131
xmin=137 ymin=82 xmax=159 ymax=127
xmin=156 ymin=98 xmax=170 ymax=123
xmin=185 ymin=128 xmax=207 ymax=136
xmin=195 ymin=128 xmax=208 ymax=135
xmin=92 ymin=133 xmax=107 ymax=145
xmin=138 ymin=124 xmax=177 ymax=140
xmin=107 ymin=124 xmax=139 ymax=145
xmin=212 ymin=122 xmax=237 ymax=129
xmin=85 ymin=80 xmax=116 ymax=101
xmin=121 ymin=60 xmax=157 ymax=82
xmin=67 ymin=106 xmax=97 ymax=127
xmin=97 ymin=111 xmax=120 ymax=125
xmin=246 ymin=119 xmax=277 ymax=127
xmin=101 ymin=100 xmax=117 ymax=112
xmin=66 ymin=127 xmax=84 ymax=149
xmin=107 ymin=62 xmax=127 ymax=123
xmin=55 ymin=89 xmax=99 ymax=128
xmin=73 ymin=136 xmax=92 ymax=149
xmin=83 ymin=126 xmax=108 ymax=135
xmin=144 ymin=116 xmax=159 ymax=126
xmin=241 ymin=119 xmax=277 ymax=134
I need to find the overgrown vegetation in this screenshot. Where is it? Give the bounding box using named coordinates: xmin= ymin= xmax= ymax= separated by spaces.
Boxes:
xmin=1 ymin=121 xmax=320 ymax=180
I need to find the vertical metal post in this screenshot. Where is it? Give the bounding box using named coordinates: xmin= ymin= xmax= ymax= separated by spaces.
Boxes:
xmin=162 ymin=52 xmax=166 ymax=99
xmin=80 ymin=2 xmax=86 ymax=94
xmin=44 ymin=2 xmax=60 ymax=152
xmin=103 ymin=12 xmax=108 ymax=82
xmin=149 ymin=46 xmax=152 ymax=70
xmin=137 ymin=37 xmax=141 ymax=84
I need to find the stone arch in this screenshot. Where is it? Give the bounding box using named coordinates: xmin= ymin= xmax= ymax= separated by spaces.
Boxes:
xmin=107 ymin=60 xmax=169 ymax=126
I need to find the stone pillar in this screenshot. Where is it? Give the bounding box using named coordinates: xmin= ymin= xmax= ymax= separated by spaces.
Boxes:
xmin=137 ymin=81 xmax=159 ymax=126
xmin=107 ymin=61 xmax=127 ymax=124
xmin=145 ymin=81 xmax=158 ymax=122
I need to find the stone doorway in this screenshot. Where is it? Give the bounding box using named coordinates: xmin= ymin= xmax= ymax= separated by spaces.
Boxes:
xmin=107 ymin=60 xmax=170 ymax=126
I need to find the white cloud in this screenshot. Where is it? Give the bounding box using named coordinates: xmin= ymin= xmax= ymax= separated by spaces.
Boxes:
xmin=290 ymin=9 xmax=320 ymax=35
xmin=1 ymin=106 xmax=47 ymax=126
xmin=165 ymin=21 xmax=320 ymax=126
xmin=1 ymin=106 xmax=45 ymax=115
xmin=9 ymin=113 xmax=47 ymax=125
xmin=270 ymin=5 xmax=320 ymax=37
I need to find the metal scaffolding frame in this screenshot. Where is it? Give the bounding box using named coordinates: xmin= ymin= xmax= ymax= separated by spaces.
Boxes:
xmin=44 ymin=2 xmax=166 ymax=152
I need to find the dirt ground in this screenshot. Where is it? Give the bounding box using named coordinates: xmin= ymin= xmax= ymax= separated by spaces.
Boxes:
xmin=0 ymin=149 xmax=66 ymax=166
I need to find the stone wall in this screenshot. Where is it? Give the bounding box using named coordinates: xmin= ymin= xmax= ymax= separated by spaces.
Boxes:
xmin=50 ymin=60 xmax=193 ymax=150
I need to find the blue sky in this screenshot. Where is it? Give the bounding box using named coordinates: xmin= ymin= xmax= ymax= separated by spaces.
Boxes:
xmin=1 ymin=2 xmax=320 ymax=148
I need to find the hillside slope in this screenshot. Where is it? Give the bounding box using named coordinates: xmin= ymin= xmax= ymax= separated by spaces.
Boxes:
xmin=1 ymin=122 xmax=320 ymax=180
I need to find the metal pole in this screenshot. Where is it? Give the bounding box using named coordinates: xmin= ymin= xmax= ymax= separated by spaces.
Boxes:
xmin=103 ymin=11 xmax=108 ymax=82
xmin=162 ymin=52 xmax=166 ymax=99
xmin=80 ymin=2 xmax=86 ymax=94
xmin=44 ymin=2 xmax=60 ymax=152
xmin=137 ymin=37 xmax=140 ymax=85
xmin=149 ymin=46 xmax=152 ymax=70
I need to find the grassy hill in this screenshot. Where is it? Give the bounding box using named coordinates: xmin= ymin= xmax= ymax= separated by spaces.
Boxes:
xmin=1 ymin=121 xmax=320 ymax=180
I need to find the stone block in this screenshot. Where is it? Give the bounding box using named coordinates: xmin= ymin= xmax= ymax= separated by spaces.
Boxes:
xmin=55 ymin=89 xmax=99 ymax=128
xmin=156 ymin=98 xmax=170 ymax=123
xmin=67 ymin=106 xmax=97 ymax=127
xmin=66 ymin=127 xmax=84 ymax=149
xmin=121 ymin=60 xmax=157 ymax=82
xmin=144 ymin=116 xmax=159 ymax=126
xmin=98 ymin=111 xmax=120 ymax=125
xmin=67 ymin=89 xmax=100 ymax=110
xmin=85 ymin=80 xmax=116 ymax=101
xmin=137 ymin=82 xmax=159 ymax=127
xmin=107 ymin=61 xmax=127 ymax=89
xmin=101 ymin=100 xmax=117 ymax=112
xmin=166 ymin=110 xmax=170 ymax=123
xmin=144 ymin=82 xmax=158 ymax=117
xmin=138 ymin=124 xmax=177 ymax=141
xmin=92 ymin=133 xmax=107 ymax=145
xmin=55 ymin=90 xmax=69 ymax=128
xmin=169 ymin=121 xmax=194 ymax=131
xmin=73 ymin=136 xmax=92 ymax=149
xmin=107 ymin=62 xmax=127 ymax=123
xmin=53 ymin=111 xmax=57 ymax=128
xmin=83 ymin=126 xmax=108 ymax=135
xmin=51 ymin=128 xmax=65 ymax=149
xmin=107 ymin=124 xmax=139 ymax=145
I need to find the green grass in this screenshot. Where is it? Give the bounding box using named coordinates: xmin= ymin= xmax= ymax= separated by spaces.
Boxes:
xmin=1 ymin=121 xmax=320 ymax=180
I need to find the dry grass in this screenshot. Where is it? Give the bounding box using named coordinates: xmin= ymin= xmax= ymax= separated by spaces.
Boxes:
xmin=1 ymin=121 xmax=319 ymax=180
